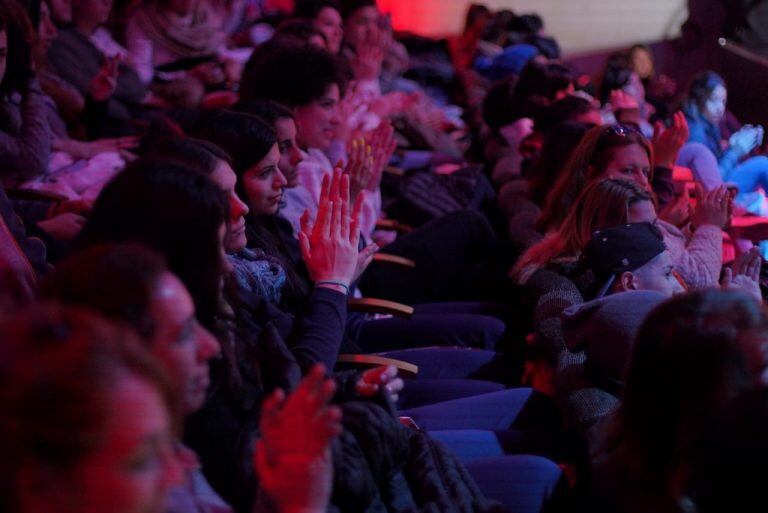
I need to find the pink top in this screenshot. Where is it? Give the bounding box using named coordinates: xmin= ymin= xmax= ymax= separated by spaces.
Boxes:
xmin=658 ymin=220 xmax=723 ymax=289
xmin=279 ymin=147 xmax=381 ymax=240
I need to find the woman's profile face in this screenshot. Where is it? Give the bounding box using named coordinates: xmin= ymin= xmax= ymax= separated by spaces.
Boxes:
xmin=275 ymin=117 xmax=303 ymax=188
xmin=242 ymin=144 xmax=287 ymax=215
xmin=71 ymin=373 xmax=180 ymax=513
xmin=210 ymin=160 xmax=250 ymax=253
xmin=703 ymin=84 xmax=727 ymax=124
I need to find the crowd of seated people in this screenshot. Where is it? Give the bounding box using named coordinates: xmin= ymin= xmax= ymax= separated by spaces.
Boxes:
xmin=3 ymin=1 xmax=768 ymax=512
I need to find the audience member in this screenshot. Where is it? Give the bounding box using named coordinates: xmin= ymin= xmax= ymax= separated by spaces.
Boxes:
xmin=0 ymin=304 xmax=183 ymax=513
xmin=590 ymin=290 xmax=768 ymax=513
xmin=683 ymin=70 xmax=768 ymax=214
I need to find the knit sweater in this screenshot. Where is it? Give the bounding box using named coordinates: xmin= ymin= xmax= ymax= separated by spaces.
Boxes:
xmin=657 ymin=220 xmax=722 ymax=289
xmin=0 ymin=80 xmax=52 ymax=188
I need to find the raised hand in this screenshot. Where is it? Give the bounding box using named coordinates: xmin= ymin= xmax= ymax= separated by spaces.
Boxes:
xmin=659 ymin=185 xmax=692 ymax=227
xmin=344 ymin=138 xmax=374 ymax=200
xmin=691 ymin=183 xmax=730 ymax=230
xmin=254 ymin=364 xmax=342 ymax=513
xmin=652 ymin=111 xmax=690 ymax=168
xmin=730 ymin=125 xmax=761 ymax=155
xmin=722 ymin=246 xmax=763 ymax=302
xmin=362 ymin=121 xmax=396 ymax=191
xmin=299 ymin=171 xmax=361 ymax=291
xmin=88 ymin=55 xmax=120 ymax=102
xmin=350 ymin=30 xmax=385 ymax=81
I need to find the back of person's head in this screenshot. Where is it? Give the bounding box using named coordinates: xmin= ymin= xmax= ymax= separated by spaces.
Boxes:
xmin=514 ymin=178 xmax=652 ymax=283
xmin=487 ymin=60 xmax=574 ymax=126
xmin=688 ymin=388 xmax=768 ymax=513
xmin=515 ymin=59 xmax=574 ymax=106
xmin=538 ymin=123 xmax=652 ymax=231
xmin=293 ymin=0 xmax=342 ymax=19
xmin=40 ymin=244 xmax=167 ymax=340
xmin=684 ymin=70 xmax=726 ymax=118
xmin=146 ymin=136 xmax=232 ymax=176
xmin=528 ymin=121 xmax=591 ymax=205
xmin=273 ymin=18 xmax=327 ymax=48
xmin=0 ymin=0 xmax=34 ymax=96
xmin=338 ymin=0 xmax=376 ymax=20
xmin=464 ymin=3 xmax=491 ymax=34
xmin=194 ymin=109 xmax=277 ymax=178
xmin=508 ymin=13 xmax=543 ymax=35
xmin=78 ymin=158 xmax=227 ymax=328
xmin=233 ymin=98 xmax=294 ymax=127
xmin=482 ymin=76 xmax=517 ymax=134
xmin=600 ymin=52 xmax=634 ymax=105
xmin=620 ymin=290 xmax=768 ymax=477
xmin=240 ymin=41 xmax=346 ymax=107
xmin=0 ymin=303 xmax=178 ymax=513
xmin=535 ymin=94 xmax=600 ymax=132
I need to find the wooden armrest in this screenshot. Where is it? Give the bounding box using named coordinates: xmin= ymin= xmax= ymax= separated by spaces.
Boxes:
xmin=6 ymin=188 xmax=68 ymax=203
xmin=375 ymin=218 xmax=414 ymax=234
xmin=372 ymin=253 xmax=416 ymax=268
xmin=336 ymin=354 xmax=418 ymax=378
xmin=384 ymin=165 xmax=405 ymax=177
xmin=347 ymin=297 xmax=414 ymax=318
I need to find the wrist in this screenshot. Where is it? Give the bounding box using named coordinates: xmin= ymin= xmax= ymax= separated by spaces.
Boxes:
xmin=315 ymin=280 xmax=349 ymax=295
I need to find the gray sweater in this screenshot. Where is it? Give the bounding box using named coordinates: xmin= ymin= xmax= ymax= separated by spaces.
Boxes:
xmin=0 ymin=79 xmax=52 ymax=188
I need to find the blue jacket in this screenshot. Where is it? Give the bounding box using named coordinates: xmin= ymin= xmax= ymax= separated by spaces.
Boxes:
xmin=685 ymin=108 xmax=743 ymax=178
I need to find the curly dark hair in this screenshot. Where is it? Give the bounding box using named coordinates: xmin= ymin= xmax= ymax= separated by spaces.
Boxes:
xmin=240 ymin=41 xmax=347 ymax=107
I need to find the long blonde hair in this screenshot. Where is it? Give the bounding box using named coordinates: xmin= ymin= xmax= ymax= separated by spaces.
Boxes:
xmin=536 ymin=124 xmax=653 ymax=232
xmin=513 ymin=178 xmax=653 ymax=284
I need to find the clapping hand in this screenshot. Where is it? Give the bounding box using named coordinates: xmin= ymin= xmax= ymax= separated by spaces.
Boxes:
xmin=355 ymin=364 xmax=404 ymax=403
xmin=88 ymin=55 xmax=120 ymax=102
xmin=254 ymin=365 xmax=342 ymax=513
xmin=691 ymin=184 xmax=731 ymax=230
xmin=362 ymin=121 xmax=396 ymax=191
xmin=730 ymin=125 xmax=762 ymax=155
xmin=722 ymin=247 xmax=763 ymax=302
xmin=652 ymin=111 xmax=689 ymax=168
xmin=300 ymin=171 xmax=363 ymax=292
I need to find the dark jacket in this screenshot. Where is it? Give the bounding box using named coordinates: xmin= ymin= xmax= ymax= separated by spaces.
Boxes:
xmin=185 ymin=279 xmax=347 ymax=513
xmin=48 ymin=27 xmax=147 ymax=137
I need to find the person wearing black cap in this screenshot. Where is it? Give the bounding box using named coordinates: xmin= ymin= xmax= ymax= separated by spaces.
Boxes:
xmin=574 ymin=221 xmax=684 ymax=300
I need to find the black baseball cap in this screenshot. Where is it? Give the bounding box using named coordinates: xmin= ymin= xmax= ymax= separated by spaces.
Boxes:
xmin=574 ymin=222 xmax=667 ymax=299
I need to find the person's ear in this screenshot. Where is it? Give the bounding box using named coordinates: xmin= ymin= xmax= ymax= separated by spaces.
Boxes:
xmin=617 ymin=271 xmax=638 ymax=292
